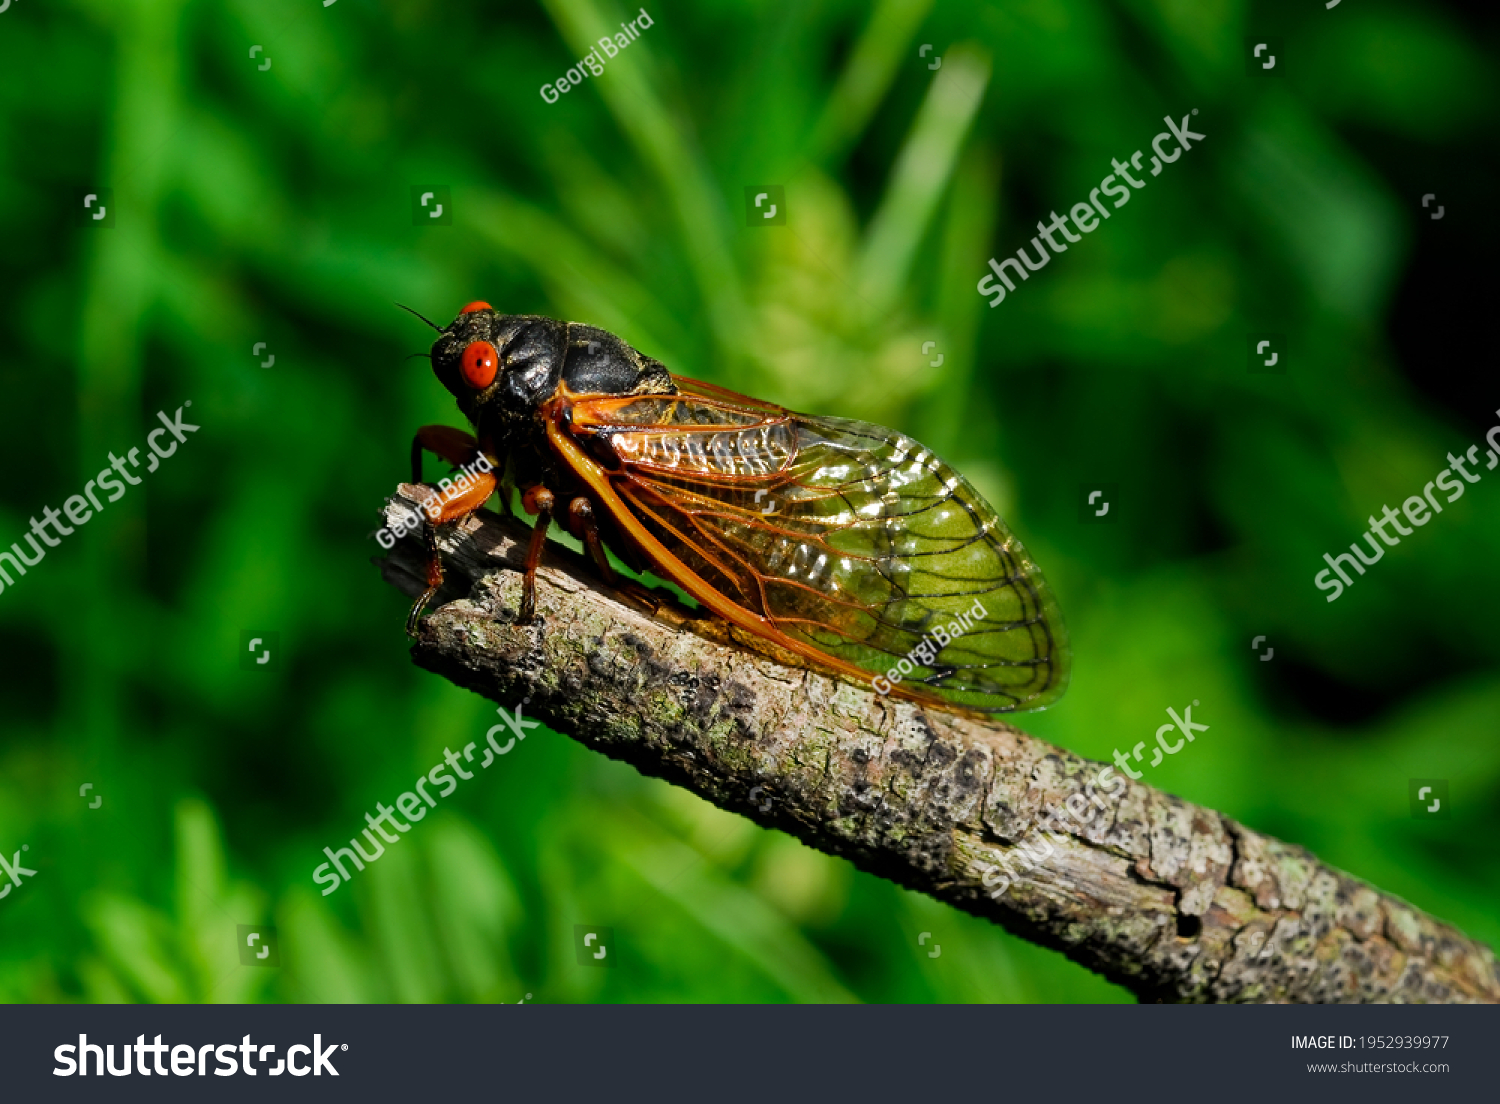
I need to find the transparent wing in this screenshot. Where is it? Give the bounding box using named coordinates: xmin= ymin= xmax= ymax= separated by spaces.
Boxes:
xmin=567 ymin=378 xmax=1070 ymax=712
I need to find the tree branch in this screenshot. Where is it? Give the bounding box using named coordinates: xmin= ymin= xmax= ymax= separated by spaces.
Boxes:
xmin=374 ymin=488 xmax=1499 ymax=1004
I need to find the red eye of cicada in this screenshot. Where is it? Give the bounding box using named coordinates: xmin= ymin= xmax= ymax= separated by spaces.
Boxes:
xmin=459 ymin=301 xmax=492 ymax=314
xmin=460 ymin=340 xmax=499 ymax=389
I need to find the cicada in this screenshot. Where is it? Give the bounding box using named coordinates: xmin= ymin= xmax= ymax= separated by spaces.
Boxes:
xmin=402 ymin=304 xmax=1069 ymax=714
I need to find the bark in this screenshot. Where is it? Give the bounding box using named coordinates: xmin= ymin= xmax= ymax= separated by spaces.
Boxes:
xmin=374 ymin=487 xmax=1499 ymax=1004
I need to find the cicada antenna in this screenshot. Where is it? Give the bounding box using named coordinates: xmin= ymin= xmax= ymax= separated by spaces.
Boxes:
xmin=395 ymin=302 xmax=444 ymax=333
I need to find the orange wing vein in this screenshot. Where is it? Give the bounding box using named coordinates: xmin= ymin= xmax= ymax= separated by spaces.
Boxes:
xmin=549 ymin=377 xmax=1070 ymax=713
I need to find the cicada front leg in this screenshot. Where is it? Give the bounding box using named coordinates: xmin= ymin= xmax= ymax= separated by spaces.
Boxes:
xmin=406 ymin=425 xmax=498 ymax=635
xmin=410 ymin=424 xmax=482 ymax=484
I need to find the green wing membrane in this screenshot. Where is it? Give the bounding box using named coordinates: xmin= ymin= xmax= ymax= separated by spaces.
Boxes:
xmin=587 ymin=380 xmax=1070 ymax=712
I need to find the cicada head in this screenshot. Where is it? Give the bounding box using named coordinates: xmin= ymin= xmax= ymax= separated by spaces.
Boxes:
xmin=428 ymin=303 xmax=565 ymax=432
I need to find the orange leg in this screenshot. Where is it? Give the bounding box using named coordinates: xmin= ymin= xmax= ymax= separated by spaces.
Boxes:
xmin=564 ymin=494 xmax=670 ymax=612
xmin=411 ymin=424 xmax=482 ymax=482
xmin=405 ymin=426 xmax=498 ymax=635
xmin=405 ymin=471 xmax=498 ymax=635
xmin=518 ymin=485 xmax=555 ymax=624
xmin=569 ymin=496 xmax=618 ymax=586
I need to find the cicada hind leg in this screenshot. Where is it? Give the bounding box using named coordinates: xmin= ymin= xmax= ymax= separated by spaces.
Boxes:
xmin=567 ymin=496 xmax=618 ymax=586
xmin=406 ymin=425 xmax=498 ymax=636
xmin=563 ymin=493 xmax=675 ymax=617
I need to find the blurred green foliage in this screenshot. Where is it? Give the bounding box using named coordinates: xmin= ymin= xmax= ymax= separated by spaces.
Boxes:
xmin=0 ymin=0 xmax=1496 ymax=1004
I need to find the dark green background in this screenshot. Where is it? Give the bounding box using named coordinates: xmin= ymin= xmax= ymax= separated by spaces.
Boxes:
xmin=0 ymin=0 xmax=1495 ymax=1003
